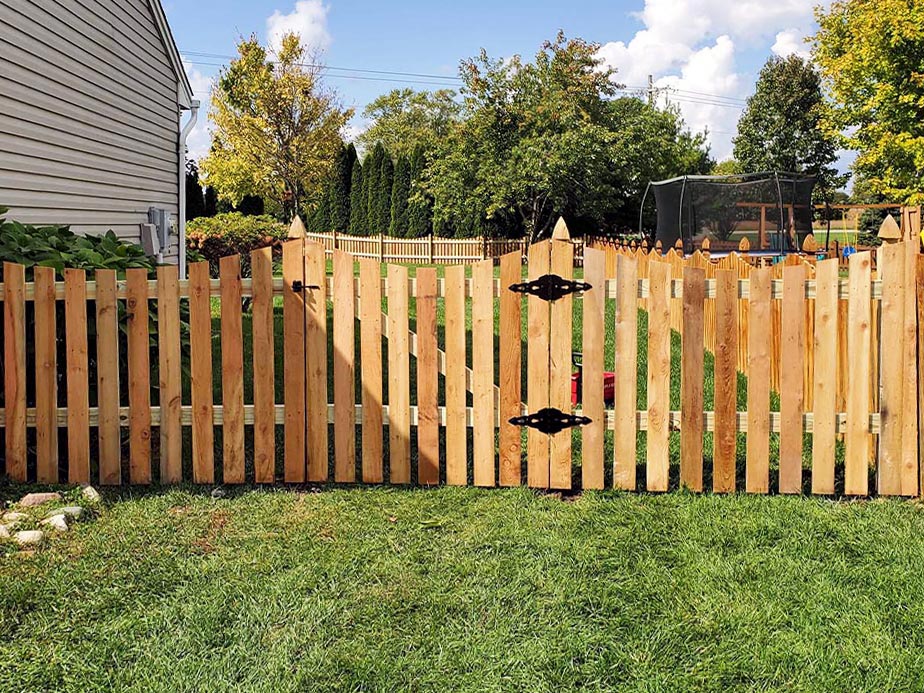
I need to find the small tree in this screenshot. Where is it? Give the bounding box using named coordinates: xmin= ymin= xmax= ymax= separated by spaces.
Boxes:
xmin=389 ymin=154 xmax=411 ymax=236
xmin=185 ymin=160 xmax=206 ymax=221
xmin=201 ymin=33 xmax=352 ymax=217
xmin=330 ymin=143 xmax=357 ymax=233
xmin=363 ymin=145 xmax=385 ymax=235
xmin=375 ymin=153 xmax=395 ymax=234
xmin=407 ymin=145 xmax=433 ymax=237
xmin=204 ymin=186 xmax=218 ymax=217
xmin=349 ymin=161 xmax=365 ymax=235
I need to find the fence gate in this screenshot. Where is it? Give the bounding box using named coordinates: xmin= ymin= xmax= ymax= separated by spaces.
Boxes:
xmin=507 ymin=240 xmax=589 ymax=489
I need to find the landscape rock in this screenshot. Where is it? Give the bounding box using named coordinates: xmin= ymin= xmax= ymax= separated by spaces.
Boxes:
xmin=14 ymin=530 xmax=44 ymax=546
xmin=40 ymin=515 xmax=70 ymax=532
xmin=19 ymin=492 xmax=62 ymax=508
xmin=2 ymin=512 xmax=27 ymax=527
xmin=0 ymin=525 xmax=10 ymax=540
xmin=81 ymin=485 xmax=102 ymax=503
xmin=54 ymin=506 xmax=88 ymax=521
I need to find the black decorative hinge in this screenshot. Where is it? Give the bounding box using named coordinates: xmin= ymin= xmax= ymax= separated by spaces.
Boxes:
xmin=508 ymin=274 xmax=591 ymax=302
xmin=509 ymin=408 xmax=592 ymax=435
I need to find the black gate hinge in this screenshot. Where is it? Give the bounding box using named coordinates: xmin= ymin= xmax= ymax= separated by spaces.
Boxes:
xmin=509 ymin=408 xmax=592 ymax=435
xmin=508 ymin=274 xmax=591 ymax=302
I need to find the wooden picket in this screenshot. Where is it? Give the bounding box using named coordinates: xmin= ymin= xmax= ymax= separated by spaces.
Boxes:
xmin=1 ymin=239 xmax=920 ymax=500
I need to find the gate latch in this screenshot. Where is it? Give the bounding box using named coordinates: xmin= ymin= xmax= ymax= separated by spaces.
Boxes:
xmin=508 ymin=274 xmax=591 ymax=302
xmin=291 ymin=280 xmax=321 ymax=292
xmin=509 ymin=408 xmax=592 ymax=435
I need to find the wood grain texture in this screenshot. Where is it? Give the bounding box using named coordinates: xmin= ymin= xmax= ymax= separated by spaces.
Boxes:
xmin=581 ymin=247 xmax=605 ymax=490
xmin=359 ymin=258 xmax=384 ymax=483
xmin=877 ymin=242 xmax=903 ymax=495
xmin=305 ymin=242 xmax=329 ymax=482
xmin=188 ymin=261 xmax=215 ymax=484
xmin=499 ymin=251 xmax=523 ymax=486
xmin=63 ymin=269 xmax=90 ymax=483
xmin=472 ymin=258 xmax=496 ymax=487
xmin=901 ymin=241 xmax=919 ymax=496
xmin=550 ymin=241 xmax=574 ymax=489
xmin=34 ymin=266 xmax=58 ymax=483
xmin=746 ymin=268 xmax=771 ymax=493
xmin=251 ymin=247 xmax=276 ymax=483
xmin=680 ymin=266 xmax=705 ymax=491
xmin=282 ymin=239 xmax=306 ymax=483
xmin=220 ymin=255 xmax=245 ymax=484
xmin=95 ymin=270 xmax=121 ymax=485
xmin=811 ymin=259 xmax=838 ymax=495
xmin=333 ymin=250 xmax=356 ymax=482
xmin=713 ymin=268 xmax=737 ymax=493
xmin=416 ymin=267 xmax=439 ymax=485
xmin=156 ymin=265 xmax=182 ymax=484
xmin=126 ymin=268 xmax=151 ymax=484
xmin=614 ymin=253 xmax=639 ymax=490
xmin=387 ymin=264 xmax=411 ymax=483
xmin=646 ymin=259 xmax=671 ymax=492
xmin=444 ymin=264 xmax=468 ymax=485
xmin=845 ymin=252 xmax=871 ymax=496
xmin=3 ymin=263 xmax=26 ymax=481
xmin=917 ymin=255 xmax=924 ymax=497
xmin=527 ymin=241 xmax=551 ymax=488
xmin=779 ymin=263 xmax=806 ymax=494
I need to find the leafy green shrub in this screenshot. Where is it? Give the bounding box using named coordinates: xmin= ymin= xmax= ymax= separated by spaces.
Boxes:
xmin=855 ymin=232 xmax=883 ymax=248
xmin=186 ymin=212 xmax=286 ymax=277
xmin=0 ymin=206 xmax=154 ymax=278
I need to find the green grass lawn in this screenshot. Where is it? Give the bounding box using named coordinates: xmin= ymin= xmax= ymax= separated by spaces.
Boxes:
xmin=2 ymin=485 xmax=924 ymax=691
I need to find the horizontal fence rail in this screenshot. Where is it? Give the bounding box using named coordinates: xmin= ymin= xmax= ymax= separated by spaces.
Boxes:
xmin=0 ymin=238 xmax=921 ymax=497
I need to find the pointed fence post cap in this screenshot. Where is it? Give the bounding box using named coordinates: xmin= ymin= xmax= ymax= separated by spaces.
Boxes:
xmin=878 ymin=214 xmax=901 ymax=242
xmin=288 ymin=215 xmax=306 ymax=239
xmin=551 ymin=217 xmax=571 ymax=241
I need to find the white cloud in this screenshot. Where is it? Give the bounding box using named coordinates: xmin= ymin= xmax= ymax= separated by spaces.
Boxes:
xmin=266 ymin=0 xmax=331 ymax=55
xmin=597 ymin=0 xmax=821 ymax=160
xmin=771 ymin=29 xmax=811 ymax=60
xmin=183 ymin=61 xmax=214 ymax=163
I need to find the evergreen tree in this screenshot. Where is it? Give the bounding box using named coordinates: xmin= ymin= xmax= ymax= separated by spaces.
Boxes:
xmin=185 ymin=161 xmax=206 ymax=221
xmin=204 ymin=186 xmax=218 ymax=217
xmin=389 ymin=154 xmax=411 ymax=236
xmin=349 ymin=160 xmax=365 ymax=234
xmin=237 ymin=195 xmax=265 ymax=216
xmin=330 ymin=143 xmax=357 ymax=233
xmin=363 ymin=145 xmax=384 ymax=235
xmin=376 ymin=153 xmax=395 ymax=234
xmin=309 ymin=187 xmax=330 ymax=231
xmin=407 ymin=145 xmax=433 ymax=237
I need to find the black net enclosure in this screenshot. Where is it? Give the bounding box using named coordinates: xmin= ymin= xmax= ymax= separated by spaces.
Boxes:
xmin=642 ymin=172 xmax=816 ymax=253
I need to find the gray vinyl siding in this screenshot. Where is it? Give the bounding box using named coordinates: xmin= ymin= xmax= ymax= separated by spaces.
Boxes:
xmin=0 ymin=0 xmax=183 ymax=262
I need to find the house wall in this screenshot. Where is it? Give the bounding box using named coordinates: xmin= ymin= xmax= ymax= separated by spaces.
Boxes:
xmin=0 ymin=0 xmax=183 ymax=261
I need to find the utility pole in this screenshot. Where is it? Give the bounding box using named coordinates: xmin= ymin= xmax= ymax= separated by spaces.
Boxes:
xmin=647 ymin=74 xmax=655 ymax=106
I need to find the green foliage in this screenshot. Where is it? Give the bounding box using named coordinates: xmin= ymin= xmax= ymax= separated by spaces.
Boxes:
xmin=407 ymin=145 xmax=434 ymax=238
xmin=0 ymin=207 xmax=153 ymax=278
xmin=733 ymin=54 xmax=846 ymax=195
xmin=186 ymin=212 xmax=286 ymax=277
xmin=362 ymin=145 xmax=385 ymax=236
xmin=204 ymin=186 xmax=218 ymax=216
xmin=375 ymin=153 xmax=395 ymax=234
xmin=330 ymin=143 xmax=357 ymax=233
xmin=359 ymin=88 xmax=461 ymax=158
xmin=812 ymin=0 xmax=924 ymax=203
xmin=856 ymin=231 xmax=884 ymax=247
xmin=389 ymin=154 xmax=411 ymax=236
xmin=349 ymin=161 xmax=366 ymax=234
xmin=424 ymin=33 xmax=712 ymax=240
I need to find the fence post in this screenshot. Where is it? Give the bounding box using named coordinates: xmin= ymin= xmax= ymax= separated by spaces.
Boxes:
xmin=379 ymin=231 xmax=385 ymax=262
xmin=429 ymin=233 xmax=435 ymax=264
xmin=332 ymin=228 xmax=338 ymax=251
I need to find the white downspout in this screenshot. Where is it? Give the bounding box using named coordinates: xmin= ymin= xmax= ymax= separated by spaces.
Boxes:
xmin=178 ymin=99 xmax=200 ymax=278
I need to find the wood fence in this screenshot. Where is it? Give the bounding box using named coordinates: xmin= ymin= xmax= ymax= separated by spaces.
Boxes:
xmin=0 ymin=239 xmax=921 ymax=496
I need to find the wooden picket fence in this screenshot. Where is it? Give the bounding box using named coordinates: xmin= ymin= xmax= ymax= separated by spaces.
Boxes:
xmin=0 ymin=238 xmax=921 ymax=496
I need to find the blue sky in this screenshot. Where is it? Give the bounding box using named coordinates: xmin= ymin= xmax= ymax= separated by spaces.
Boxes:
xmin=164 ymin=0 xmax=829 ymax=166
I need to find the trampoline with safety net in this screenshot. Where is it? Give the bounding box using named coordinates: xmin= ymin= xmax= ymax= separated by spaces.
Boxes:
xmin=640 ymin=171 xmax=817 ymax=257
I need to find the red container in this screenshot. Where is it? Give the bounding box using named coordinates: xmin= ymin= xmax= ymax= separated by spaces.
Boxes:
xmin=571 ymin=371 xmax=616 ymax=405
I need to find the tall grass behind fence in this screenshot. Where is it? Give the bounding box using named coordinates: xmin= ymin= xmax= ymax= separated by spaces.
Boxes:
xmin=0 ymin=239 xmax=921 ymax=496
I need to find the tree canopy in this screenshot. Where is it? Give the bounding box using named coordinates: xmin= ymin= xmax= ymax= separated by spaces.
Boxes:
xmin=813 ymin=0 xmax=924 ymax=203
xmin=733 ymin=55 xmax=846 ymax=194
xmin=359 ymin=89 xmax=461 ymax=158
xmin=201 ymin=34 xmax=352 ymax=217
xmin=422 ymin=33 xmax=712 ymax=240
